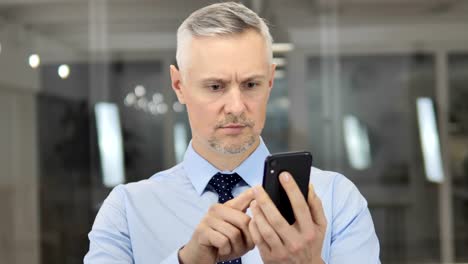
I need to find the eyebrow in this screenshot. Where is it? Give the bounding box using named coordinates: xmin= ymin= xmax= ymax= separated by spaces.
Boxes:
xmin=199 ymin=74 xmax=267 ymax=83
xmin=241 ymin=74 xmax=267 ymax=81
xmin=200 ymin=78 xmax=228 ymax=84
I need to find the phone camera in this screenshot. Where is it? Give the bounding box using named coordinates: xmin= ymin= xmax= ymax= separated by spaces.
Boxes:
xmin=270 ymin=159 xmax=277 ymax=167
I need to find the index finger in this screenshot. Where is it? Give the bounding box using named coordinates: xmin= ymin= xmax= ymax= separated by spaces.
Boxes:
xmin=225 ymin=188 xmax=255 ymax=212
xmin=308 ymin=184 xmax=327 ymax=227
xmin=279 ymin=172 xmax=313 ymax=231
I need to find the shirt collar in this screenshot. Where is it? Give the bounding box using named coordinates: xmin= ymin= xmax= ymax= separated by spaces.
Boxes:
xmin=182 ymin=138 xmax=270 ymax=195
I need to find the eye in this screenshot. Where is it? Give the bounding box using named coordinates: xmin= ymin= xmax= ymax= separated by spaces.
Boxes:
xmin=245 ymin=82 xmax=259 ymax=89
xmin=208 ymin=84 xmax=222 ymax=91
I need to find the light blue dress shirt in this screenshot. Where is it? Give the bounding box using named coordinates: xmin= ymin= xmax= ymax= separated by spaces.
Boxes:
xmin=84 ymin=140 xmax=380 ymax=263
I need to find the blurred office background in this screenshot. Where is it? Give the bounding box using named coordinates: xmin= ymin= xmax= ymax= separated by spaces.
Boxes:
xmin=0 ymin=0 xmax=467 ymax=263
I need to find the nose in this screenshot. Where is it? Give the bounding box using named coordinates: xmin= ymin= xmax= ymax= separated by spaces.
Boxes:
xmin=223 ymin=86 xmax=246 ymax=116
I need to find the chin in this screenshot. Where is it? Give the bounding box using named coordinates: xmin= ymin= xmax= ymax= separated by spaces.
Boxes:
xmin=208 ymin=134 xmax=257 ymax=155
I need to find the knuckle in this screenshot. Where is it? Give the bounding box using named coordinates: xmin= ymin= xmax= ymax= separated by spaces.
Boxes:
xmin=274 ymin=251 xmax=289 ymax=261
xmin=220 ymin=236 xmax=229 ymax=247
xmin=270 ymin=217 xmax=283 ymax=227
xmin=247 ymin=239 xmax=255 ymax=250
xmin=256 ymin=198 xmax=266 ymax=207
xmin=240 ymin=216 xmax=250 ymax=228
xmin=263 ymin=230 xmax=276 ymax=241
xmin=208 ymin=204 xmax=217 ymax=214
xmin=241 ymin=221 xmax=249 ymax=232
xmin=301 ymin=201 xmax=310 ymax=210
xmin=211 ymin=204 xmax=226 ymax=215
xmin=200 ymin=217 xmax=211 ymax=227
xmin=251 ymin=234 xmax=260 ymax=244
xmin=288 ymin=242 xmax=303 ymax=254
xmin=231 ymin=228 xmax=241 ymax=238
xmin=243 ymin=214 xmax=252 ymax=223
xmin=304 ymin=231 xmax=316 ymax=243
xmin=248 ymin=218 xmax=254 ymax=229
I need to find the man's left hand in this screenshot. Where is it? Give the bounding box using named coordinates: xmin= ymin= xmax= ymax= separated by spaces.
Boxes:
xmin=249 ymin=172 xmax=327 ymax=264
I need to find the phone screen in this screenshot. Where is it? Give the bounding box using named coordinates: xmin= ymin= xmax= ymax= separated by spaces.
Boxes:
xmin=262 ymin=151 xmax=312 ymax=224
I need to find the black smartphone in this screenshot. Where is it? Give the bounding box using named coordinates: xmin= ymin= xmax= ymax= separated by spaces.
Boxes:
xmin=262 ymin=151 xmax=312 ymax=225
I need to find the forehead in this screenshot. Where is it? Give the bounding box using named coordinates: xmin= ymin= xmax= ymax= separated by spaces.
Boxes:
xmin=182 ymin=30 xmax=270 ymax=79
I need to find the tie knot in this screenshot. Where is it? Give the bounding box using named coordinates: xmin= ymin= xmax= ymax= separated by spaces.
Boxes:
xmin=208 ymin=173 xmax=243 ymax=203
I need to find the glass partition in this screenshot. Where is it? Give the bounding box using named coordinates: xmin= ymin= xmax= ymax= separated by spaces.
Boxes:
xmin=0 ymin=0 xmax=467 ymax=263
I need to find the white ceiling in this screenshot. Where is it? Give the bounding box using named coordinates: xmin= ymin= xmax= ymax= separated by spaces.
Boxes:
xmin=0 ymin=0 xmax=467 ymax=61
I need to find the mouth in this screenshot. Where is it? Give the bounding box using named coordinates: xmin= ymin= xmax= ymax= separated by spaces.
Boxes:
xmin=221 ymin=124 xmax=247 ymax=129
xmin=219 ymin=123 xmax=248 ymax=135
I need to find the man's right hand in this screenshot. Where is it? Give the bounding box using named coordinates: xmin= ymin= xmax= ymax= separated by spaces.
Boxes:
xmin=178 ymin=188 xmax=255 ymax=264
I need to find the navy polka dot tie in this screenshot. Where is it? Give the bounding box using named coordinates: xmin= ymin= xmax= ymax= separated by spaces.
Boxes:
xmin=208 ymin=173 xmax=243 ymax=264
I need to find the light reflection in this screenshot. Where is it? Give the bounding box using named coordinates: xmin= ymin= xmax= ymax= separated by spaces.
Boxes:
xmin=276 ymin=97 xmax=290 ymax=110
xmin=272 ymin=43 xmax=294 ymax=53
xmin=343 ymin=115 xmax=371 ymax=170
xmin=152 ymin=93 xmax=163 ymax=103
xmin=173 ymin=101 xmax=184 ymax=112
xmin=29 ymin=54 xmax=40 ymax=68
xmin=275 ymin=70 xmax=286 ymax=79
xmin=416 ymin=97 xmax=444 ymax=183
xmin=148 ymin=102 xmax=158 ymax=115
xmin=124 ymin=93 xmax=137 ymax=106
xmin=58 ymin=64 xmax=70 ymax=79
xmin=174 ymin=122 xmax=188 ymax=163
xmin=156 ymin=103 xmax=168 ymax=114
xmin=124 ymin=90 xmax=172 ymax=116
xmin=137 ymin=97 xmax=148 ymax=110
xmin=135 ymin=85 xmax=146 ymax=97
xmin=272 ymin=57 xmax=286 ymax=67
xmin=95 ymin=103 xmax=125 ymax=187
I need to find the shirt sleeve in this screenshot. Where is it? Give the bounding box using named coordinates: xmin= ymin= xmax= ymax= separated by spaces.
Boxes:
xmin=159 ymin=250 xmax=182 ymax=264
xmin=84 ymin=185 xmax=183 ymax=264
xmin=329 ymin=175 xmax=381 ymax=264
xmin=84 ymin=185 xmax=134 ymax=264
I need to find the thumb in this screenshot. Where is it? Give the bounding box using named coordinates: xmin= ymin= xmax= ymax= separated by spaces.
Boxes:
xmin=225 ymin=188 xmax=255 ymax=212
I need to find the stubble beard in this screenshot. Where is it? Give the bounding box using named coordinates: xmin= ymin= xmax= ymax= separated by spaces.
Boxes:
xmin=208 ymin=133 xmax=256 ymax=155
xmin=208 ymin=114 xmax=257 ymax=155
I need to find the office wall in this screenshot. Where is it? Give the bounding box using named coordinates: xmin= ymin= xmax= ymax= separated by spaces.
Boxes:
xmin=0 ymin=87 xmax=39 ymax=264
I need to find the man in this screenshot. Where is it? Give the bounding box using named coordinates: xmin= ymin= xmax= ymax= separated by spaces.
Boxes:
xmin=84 ymin=2 xmax=380 ymax=263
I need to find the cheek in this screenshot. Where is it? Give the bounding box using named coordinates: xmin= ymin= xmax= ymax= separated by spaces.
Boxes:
xmin=248 ymin=99 xmax=268 ymax=131
xmin=186 ymin=102 xmax=219 ymax=133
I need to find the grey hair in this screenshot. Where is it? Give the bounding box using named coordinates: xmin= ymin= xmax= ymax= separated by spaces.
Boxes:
xmin=176 ymin=1 xmax=273 ymax=70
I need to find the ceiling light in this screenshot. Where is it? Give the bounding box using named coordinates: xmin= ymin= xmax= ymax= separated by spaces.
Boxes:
xmin=29 ymin=54 xmax=40 ymax=68
xmin=272 ymin=57 xmax=287 ymax=67
xmin=137 ymin=98 xmax=148 ymax=110
xmin=275 ymin=69 xmax=286 ymax=79
xmin=135 ymin=85 xmax=146 ymax=97
xmin=157 ymin=103 xmax=168 ymax=114
xmin=148 ymin=102 xmax=158 ymax=115
xmin=153 ymin=93 xmax=163 ymax=103
xmin=124 ymin=93 xmax=137 ymax=106
xmin=0 ymin=42 xmax=2 ymax=55
xmin=58 ymin=64 xmax=70 ymax=79
xmin=272 ymin=43 xmax=294 ymax=53
xmin=172 ymin=101 xmax=184 ymax=112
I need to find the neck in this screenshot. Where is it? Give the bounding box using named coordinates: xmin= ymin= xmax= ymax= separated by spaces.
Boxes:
xmin=192 ymin=137 xmax=260 ymax=171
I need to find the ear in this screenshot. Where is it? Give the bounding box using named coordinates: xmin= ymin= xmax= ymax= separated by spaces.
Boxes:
xmin=170 ymin=65 xmax=186 ymax=104
xmin=268 ymin=63 xmax=277 ymax=90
